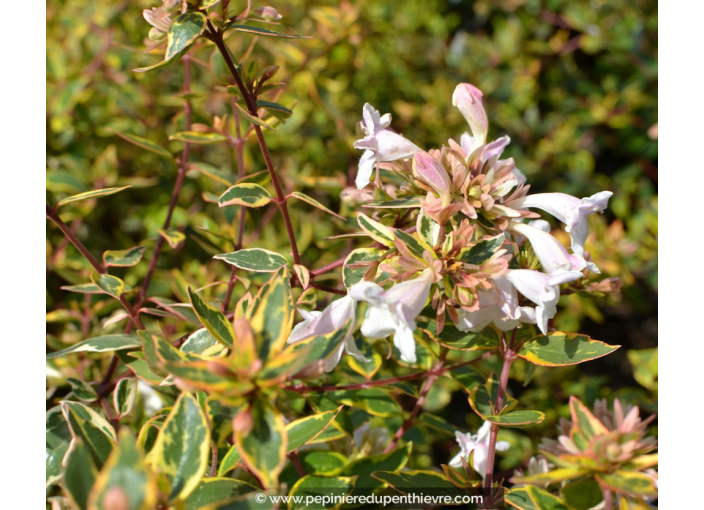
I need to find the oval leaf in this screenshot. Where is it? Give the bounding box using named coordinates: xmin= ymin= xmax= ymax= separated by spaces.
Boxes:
xmin=90 ymin=273 xmax=125 ymax=300
xmin=166 ymin=12 xmax=207 ymax=61
xmin=235 ymin=401 xmax=287 ymax=488
xmin=152 ymin=392 xmax=211 ymax=502
xmin=47 ymin=335 xmax=141 ymax=359
xmin=187 ymin=287 xmax=235 ymax=348
xmin=170 ymin=131 xmax=226 ymax=144
xmin=518 ymin=332 xmax=619 ymax=367
xmin=61 ymin=401 xmax=117 ymax=469
xmin=113 ymin=378 xmax=138 ymax=419
xmin=107 ymin=128 xmax=173 ymax=160
xmin=63 ymin=439 xmax=97 ymax=510
xmin=290 ymin=191 xmax=345 ymax=220
xmin=357 ymin=213 xmax=395 ymax=247
xmin=286 ymin=407 xmax=342 ymax=452
xmin=103 ymin=246 xmax=146 ymax=268
xmin=219 ymin=183 xmax=272 ymax=208
xmin=214 ymin=248 xmax=289 ymax=273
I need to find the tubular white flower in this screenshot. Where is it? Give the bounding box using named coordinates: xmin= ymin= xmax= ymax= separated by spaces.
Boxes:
xmin=349 ymin=270 xmax=433 ymax=363
xmin=456 ymin=278 xmax=521 ymax=332
xmin=448 ymin=422 xmax=510 ymax=479
xmin=287 ymin=295 xmax=368 ymax=372
xmin=508 ymin=191 xmax=612 ymax=269
xmin=353 ymin=104 xmax=420 ymax=189
xmin=509 ymin=221 xmax=592 ymax=274
xmin=503 ymin=269 xmax=582 ymax=334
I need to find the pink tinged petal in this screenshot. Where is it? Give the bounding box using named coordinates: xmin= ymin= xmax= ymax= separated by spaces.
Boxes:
xmin=287 ymin=296 xmax=355 ymax=345
xmin=349 ymin=280 xmax=386 ymax=304
xmin=457 ymin=305 xmax=506 ymax=332
xmin=362 ymin=103 xmax=382 ymax=135
xmin=373 ymin=130 xmax=420 ymax=161
xmin=460 ymin=132 xmax=476 ymax=155
xmin=529 ymin=219 xmax=551 ymax=232
xmin=483 ymin=135 xmax=511 ymax=160
xmin=452 ymin=83 xmax=489 ymax=146
xmin=383 ymin=270 xmax=434 ymax=320
xmin=356 ymin=150 xmax=376 ymax=189
xmin=509 ymin=222 xmax=587 ymax=273
xmin=287 ymin=310 xmax=323 ymax=344
xmin=413 ymin=151 xmax=452 ymax=201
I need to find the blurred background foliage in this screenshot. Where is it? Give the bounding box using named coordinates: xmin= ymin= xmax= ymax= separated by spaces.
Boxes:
xmin=47 ymin=0 xmax=657 ymax=474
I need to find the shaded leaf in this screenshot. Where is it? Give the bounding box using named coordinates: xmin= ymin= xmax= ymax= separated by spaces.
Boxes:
xmin=166 ymin=12 xmax=207 ymax=60
xmin=56 ymin=186 xmax=132 ymax=208
xmin=219 ymin=183 xmax=272 ymax=208
xmin=286 ymin=407 xmax=342 ymax=452
xmin=103 ymin=246 xmax=146 ymax=268
xmin=185 ymin=478 xmax=258 ymax=510
xmin=290 ymin=191 xmax=345 ymax=220
xmin=107 ymin=129 xmax=173 ymax=160
xmin=63 ymin=439 xmax=97 ymax=510
xmin=113 ymin=378 xmax=138 ymax=419
xmin=288 ymin=476 xmax=355 ymax=510
xmin=61 ymin=401 xmax=116 ymax=469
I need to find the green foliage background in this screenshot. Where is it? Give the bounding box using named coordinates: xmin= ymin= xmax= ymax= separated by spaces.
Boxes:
xmin=47 ymin=0 xmax=657 ymax=480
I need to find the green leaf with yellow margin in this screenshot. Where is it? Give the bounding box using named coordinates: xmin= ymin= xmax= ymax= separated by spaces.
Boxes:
xmin=152 ymin=392 xmax=211 ymax=502
xmin=234 ymin=102 xmax=276 ymax=131
xmin=215 ymin=248 xmax=289 ymax=273
xmin=394 ymin=228 xmax=435 ymax=260
xmin=422 ymin=322 xmax=500 ymax=351
xmin=227 ymin=24 xmax=311 ymax=39
xmin=333 ymin=443 xmax=412 ymax=488
xmin=90 ymin=273 xmax=125 ymax=300
xmin=87 ymin=429 xmax=157 ymax=510
xmin=107 ymin=128 xmax=173 ymax=160
xmin=113 ymin=378 xmax=138 ymax=419
xmin=457 ymin=234 xmax=505 ymax=265
xmin=290 ymin=191 xmax=345 ymax=220
xmin=365 ymin=196 xmax=423 ymax=208
xmin=184 ymin=478 xmax=258 ymax=510
xmin=181 ymin=328 xmax=227 ymax=357
xmin=218 ymin=445 xmax=241 ymax=476
xmin=219 ymin=183 xmax=272 ymax=208
xmin=158 ymin=228 xmax=186 ymax=249
xmin=47 ymin=406 xmax=71 ymax=489
xmin=170 ymin=131 xmax=226 ymax=144
xmin=327 ymin=388 xmax=402 ymax=417
xmin=560 ymin=478 xmax=603 ymax=510
xmin=482 ymin=410 xmax=546 ymax=428
xmin=286 ymin=407 xmax=343 ymax=452
xmin=61 ymin=401 xmax=116 ymax=469
xmin=103 ymin=246 xmax=146 ymax=267
xmin=63 ymin=439 xmax=97 ymax=510
xmin=257 ymin=100 xmax=293 ymax=122
xmin=512 ymin=468 xmax=588 ymax=485
xmin=595 ymin=470 xmax=657 ymax=497
xmin=518 ymin=332 xmax=619 ymax=367
xmin=417 ymin=209 xmax=440 ymax=246
xmin=248 ymin=267 xmax=294 ymax=361
xmin=288 ymin=476 xmax=355 ymax=510
xmin=468 ymin=374 xmax=518 ymax=418
xmin=523 ymin=485 xmax=571 ymax=509
xmin=235 ymin=400 xmax=287 ymax=488
xmin=187 ymin=287 xmax=235 ymax=348
xmin=166 ymin=12 xmax=206 ymax=60
xmin=56 ymin=186 xmax=132 ymax=208
xmin=505 ymin=487 xmax=537 ymax=510
xmin=357 ymin=213 xmax=395 ymax=247
xmin=47 ymin=335 xmax=141 ymax=359
xmin=342 ymin=247 xmax=384 ymax=288
xmin=67 ymin=377 xmax=98 ymax=402
xmin=371 ymin=470 xmax=460 ymax=494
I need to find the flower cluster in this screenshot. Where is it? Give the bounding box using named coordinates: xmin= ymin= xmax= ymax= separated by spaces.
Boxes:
xmin=288 ymin=82 xmax=613 ymax=369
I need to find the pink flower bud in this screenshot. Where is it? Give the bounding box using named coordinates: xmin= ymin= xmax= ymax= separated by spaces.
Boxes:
xmin=412 ymin=151 xmax=452 ymax=205
xmin=452 ymin=83 xmax=489 ymax=146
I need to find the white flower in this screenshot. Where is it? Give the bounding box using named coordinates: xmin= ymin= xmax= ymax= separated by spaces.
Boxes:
xmin=287 ymin=295 xmax=368 ymax=372
xmin=348 ymin=270 xmax=433 ymax=363
xmin=503 ymin=269 xmax=582 ymax=335
xmin=508 ymin=221 xmax=593 ymax=274
xmin=353 ymin=104 xmax=420 ymax=189
xmin=457 ymin=278 xmax=522 ymax=332
xmin=508 ymin=191 xmax=612 ymax=272
xmin=449 ymin=422 xmax=510 ymax=479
